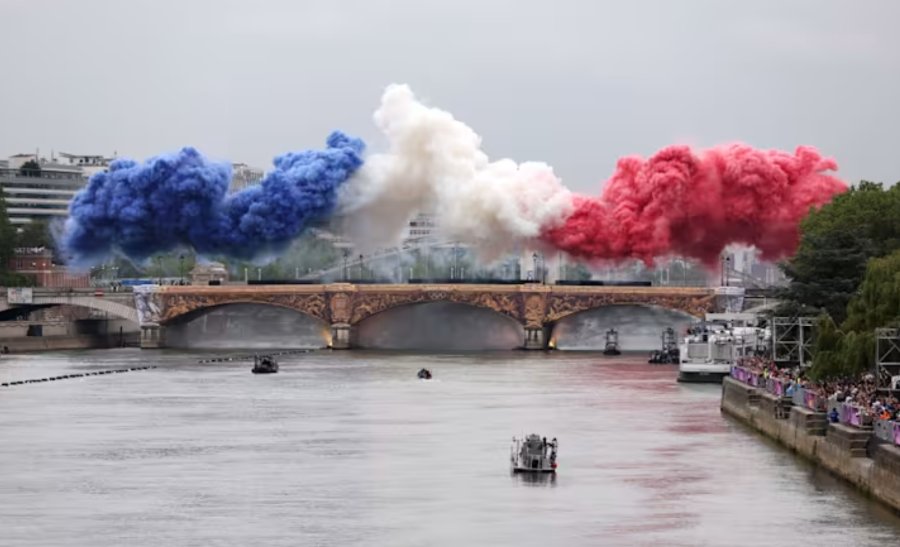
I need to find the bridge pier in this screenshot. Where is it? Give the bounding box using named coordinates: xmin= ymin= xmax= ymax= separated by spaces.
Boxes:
xmin=330 ymin=323 xmax=352 ymax=350
xmin=523 ymin=326 xmax=549 ymax=351
xmin=140 ymin=324 xmax=164 ymax=349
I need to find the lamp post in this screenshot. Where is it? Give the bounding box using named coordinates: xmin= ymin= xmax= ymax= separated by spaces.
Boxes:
xmin=721 ymin=254 xmax=731 ymax=287
xmin=532 ymin=253 xmax=538 ymax=283
xmin=342 ymin=249 xmax=349 ymax=281
xmin=358 ymin=254 xmax=364 ymax=280
xmin=179 ymin=254 xmax=185 ymax=285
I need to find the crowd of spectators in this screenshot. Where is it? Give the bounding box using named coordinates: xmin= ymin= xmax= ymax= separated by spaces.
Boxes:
xmin=736 ymin=356 xmax=900 ymax=423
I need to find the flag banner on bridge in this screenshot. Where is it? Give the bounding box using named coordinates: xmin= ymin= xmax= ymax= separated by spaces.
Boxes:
xmin=7 ymin=288 xmax=33 ymax=304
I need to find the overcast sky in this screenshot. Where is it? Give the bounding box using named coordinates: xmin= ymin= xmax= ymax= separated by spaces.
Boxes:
xmin=1 ymin=0 xmax=898 ymax=191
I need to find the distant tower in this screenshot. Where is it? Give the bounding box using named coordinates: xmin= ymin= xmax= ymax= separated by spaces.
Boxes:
xmin=230 ymin=163 xmax=264 ymax=193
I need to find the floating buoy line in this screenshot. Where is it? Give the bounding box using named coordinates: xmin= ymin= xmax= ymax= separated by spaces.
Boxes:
xmin=1 ymin=366 xmax=157 ymax=388
xmin=196 ymin=349 xmax=315 ymax=364
xmin=1 ymin=349 xmax=316 ymax=388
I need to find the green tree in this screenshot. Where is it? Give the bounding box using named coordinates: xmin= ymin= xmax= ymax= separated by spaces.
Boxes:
xmin=809 ymin=250 xmax=900 ymax=379
xmin=780 ymin=181 xmax=900 ymax=323
xmin=18 ymin=159 xmax=41 ymax=177
xmin=564 ymin=263 xmax=592 ymax=281
xmin=16 ymin=220 xmax=51 ymax=248
xmin=0 ymin=191 xmax=29 ymax=286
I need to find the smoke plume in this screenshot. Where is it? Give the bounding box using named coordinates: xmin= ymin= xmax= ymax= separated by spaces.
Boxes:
xmin=337 ymin=84 xmax=574 ymax=259
xmin=60 ymin=83 xmax=846 ymax=269
xmin=61 ymin=132 xmax=364 ymax=265
xmin=541 ymin=144 xmax=846 ymax=266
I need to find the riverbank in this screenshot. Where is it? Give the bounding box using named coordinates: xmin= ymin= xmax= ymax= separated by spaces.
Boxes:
xmin=721 ymin=376 xmax=900 ymax=513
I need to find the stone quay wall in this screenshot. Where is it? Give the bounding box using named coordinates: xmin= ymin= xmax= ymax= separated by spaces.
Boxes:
xmin=721 ymin=376 xmax=900 ymax=513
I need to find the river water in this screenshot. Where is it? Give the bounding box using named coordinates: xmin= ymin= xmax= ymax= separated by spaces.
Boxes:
xmin=2 ymin=349 xmax=899 ymax=546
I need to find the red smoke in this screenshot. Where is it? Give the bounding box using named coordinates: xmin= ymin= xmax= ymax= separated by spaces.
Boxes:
xmin=541 ymin=144 xmax=847 ymax=266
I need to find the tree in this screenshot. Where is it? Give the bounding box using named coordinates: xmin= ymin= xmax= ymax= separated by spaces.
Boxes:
xmin=18 ymin=159 xmax=41 ymax=178
xmin=780 ymin=181 xmax=900 ymax=323
xmin=0 ymin=191 xmax=28 ymax=286
xmin=808 ymin=249 xmax=900 ymax=379
xmin=16 ymin=220 xmax=51 ymax=248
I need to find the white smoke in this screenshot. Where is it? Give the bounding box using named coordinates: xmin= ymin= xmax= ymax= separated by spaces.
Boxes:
xmin=337 ymin=84 xmax=574 ymax=260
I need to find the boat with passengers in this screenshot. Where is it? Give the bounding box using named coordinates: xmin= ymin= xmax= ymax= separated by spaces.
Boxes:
xmin=510 ymin=434 xmax=558 ymax=473
xmin=677 ymin=313 xmax=768 ymax=383
xmin=252 ymin=354 xmax=279 ymax=374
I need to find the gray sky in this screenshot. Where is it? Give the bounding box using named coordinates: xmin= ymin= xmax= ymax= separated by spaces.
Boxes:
xmin=1 ymin=0 xmax=898 ymax=191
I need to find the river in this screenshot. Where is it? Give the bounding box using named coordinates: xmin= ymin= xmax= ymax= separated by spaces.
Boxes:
xmin=2 ymin=349 xmax=899 ymax=546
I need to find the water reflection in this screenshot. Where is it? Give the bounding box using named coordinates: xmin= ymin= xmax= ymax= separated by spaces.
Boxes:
xmin=511 ymin=471 xmax=558 ymax=487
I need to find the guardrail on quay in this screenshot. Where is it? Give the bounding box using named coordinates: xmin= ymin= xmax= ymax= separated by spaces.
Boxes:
xmin=729 ymin=365 xmax=899 ymax=447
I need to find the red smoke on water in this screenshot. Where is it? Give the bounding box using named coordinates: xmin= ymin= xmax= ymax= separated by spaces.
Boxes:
xmin=541 ymin=144 xmax=847 ymax=267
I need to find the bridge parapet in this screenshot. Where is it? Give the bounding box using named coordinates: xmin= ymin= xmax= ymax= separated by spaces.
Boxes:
xmin=136 ymin=283 xmax=720 ymax=349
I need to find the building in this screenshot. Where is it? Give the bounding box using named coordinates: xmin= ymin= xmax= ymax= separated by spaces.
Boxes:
xmin=8 ymin=247 xmax=90 ymax=288
xmin=190 ymin=261 xmax=229 ymax=285
xmin=406 ymin=213 xmax=437 ymax=240
xmin=0 ymin=152 xmax=111 ymax=226
xmin=230 ymin=163 xmax=264 ymax=193
xmin=57 ymin=152 xmax=114 ymax=178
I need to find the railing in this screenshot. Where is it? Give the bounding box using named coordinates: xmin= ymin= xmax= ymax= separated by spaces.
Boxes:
xmin=731 ymin=365 xmax=896 ymax=445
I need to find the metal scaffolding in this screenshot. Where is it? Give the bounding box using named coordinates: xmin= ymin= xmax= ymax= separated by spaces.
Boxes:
xmin=875 ymin=328 xmax=900 ymax=391
xmin=771 ymin=316 xmax=815 ymax=367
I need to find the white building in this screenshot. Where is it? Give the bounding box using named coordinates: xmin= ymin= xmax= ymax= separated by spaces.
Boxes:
xmin=230 ymin=163 xmax=264 ymax=193
xmin=0 ymin=152 xmax=104 ymax=225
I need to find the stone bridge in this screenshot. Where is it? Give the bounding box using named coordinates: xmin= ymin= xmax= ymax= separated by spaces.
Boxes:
xmin=134 ymin=283 xmax=738 ymax=350
xmin=0 ymin=289 xmax=140 ymax=323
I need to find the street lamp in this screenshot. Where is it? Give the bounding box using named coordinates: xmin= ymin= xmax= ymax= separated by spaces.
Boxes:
xmin=532 ymin=253 xmax=538 ymax=284
xmin=342 ymin=249 xmax=349 ymax=281
xmin=179 ymin=254 xmax=185 ymax=285
xmin=541 ymin=252 xmax=546 ymax=284
xmin=721 ymin=254 xmax=732 ymax=287
xmin=358 ymin=254 xmax=364 ymax=280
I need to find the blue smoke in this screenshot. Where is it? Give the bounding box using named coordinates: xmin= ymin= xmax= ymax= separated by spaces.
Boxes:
xmin=62 ymin=131 xmax=365 ymax=265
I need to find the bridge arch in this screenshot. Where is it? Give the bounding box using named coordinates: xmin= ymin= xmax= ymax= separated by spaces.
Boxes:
xmin=348 ymin=290 xmax=523 ymax=326
xmin=161 ymin=300 xmax=329 ymax=327
xmin=157 ymin=292 xmax=330 ymax=326
xmin=549 ymin=303 xmax=700 ymax=351
xmin=544 ymin=290 xmax=715 ymax=324
xmin=353 ymin=300 xmax=525 ymax=350
xmin=0 ymin=296 xmax=140 ymax=324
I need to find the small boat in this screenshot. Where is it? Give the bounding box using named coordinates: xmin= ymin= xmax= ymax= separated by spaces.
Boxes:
xmin=649 ymin=327 xmax=680 ymax=364
xmin=417 ymin=368 xmax=432 ymax=380
xmin=252 ymin=354 xmax=279 ymax=374
xmin=510 ymin=434 xmax=558 ymax=473
xmin=603 ymin=328 xmax=621 ymax=356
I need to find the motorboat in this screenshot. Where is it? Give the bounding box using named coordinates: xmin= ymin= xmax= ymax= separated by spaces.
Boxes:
xmin=417 ymin=368 xmax=432 ymax=380
xmin=649 ymin=327 xmax=680 ymax=364
xmin=510 ymin=434 xmax=558 ymax=473
xmin=677 ymin=313 xmax=767 ymax=383
xmin=603 ymin=328 xmax=621 ymax=356
xmin=252 ymin=354 xmax=279 ymax=374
